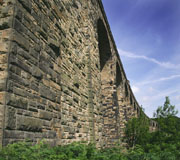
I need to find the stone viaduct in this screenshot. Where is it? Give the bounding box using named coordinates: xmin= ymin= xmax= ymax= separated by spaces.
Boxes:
xmin=0 ymin=0 xmax=157 ymax=147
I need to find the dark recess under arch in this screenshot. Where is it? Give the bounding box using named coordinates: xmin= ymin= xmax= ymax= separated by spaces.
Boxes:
xmin=116 ymin=63 xmax=122 ymax=87
xmin=97 ymin=19 xmax=112 ymax=71
xmin=125 ymin=83 xmax=129 ymax=97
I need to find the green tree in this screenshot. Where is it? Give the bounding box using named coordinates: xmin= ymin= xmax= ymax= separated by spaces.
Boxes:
xmin=153 ymin=96 xmax=178 ymax=118
xmin=152 ymin=96 xmax=180 ymax=148
xmin=124 ymin=97 xmax=180 ymax=159
xmin=125 ymin=107 xmax=150 ymax=148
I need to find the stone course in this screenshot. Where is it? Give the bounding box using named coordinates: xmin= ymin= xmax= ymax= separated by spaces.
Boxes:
xmin=0 ymin=0 xmax=157 ymax=147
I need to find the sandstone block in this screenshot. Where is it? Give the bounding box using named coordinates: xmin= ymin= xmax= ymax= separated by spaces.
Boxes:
xmin=6 ymin=94 xmax=28 ymax=109
xmin=39 ymin=84 xmax=56 ymax=102
xmin=0 ymin=17 xmax=13 ymax=29
xmin=14 ymin=18 xmax=28 ymax=34
xmin=0 ymin=79 xmax=6 ymax=91
xmin=5 ymin=106 xmax=16 ymax=130
xmin=18 ymin=0 xmax=32 ymax=13
xmin=4 ymin=130 xmax=24 ymax=139
xmin=16 ymin=116 xmax=43 ymax=132
xmin=43 ymin=130 xmax=56 ymax=139
xmin=0 ymin=42 xmax=9 ymax=52
xmin=32 ymin=66 xmax=43 ymax=79
xmin=9 ymin=72 xmax=30 ymax=87
xmin=11 ymin=29 xmax=29 ymax=51
xmin=39 ymin=110 xmax=53 ymax=121
xmin=0 ymin=92 xmax=6 ymax=105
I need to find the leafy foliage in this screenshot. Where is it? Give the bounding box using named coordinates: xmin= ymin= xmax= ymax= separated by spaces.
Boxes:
xmin=153 ymin=96 xmax=178 ymax=118
xmin=1 ymin=141 xmax=180 ymax=160
xmin=125 ymin=96 xmax=180 ymax=160
xmin=125 ymin=107 xmax=150 ymax=148
xmin=152 ymin=97 xmax=179 ymax=144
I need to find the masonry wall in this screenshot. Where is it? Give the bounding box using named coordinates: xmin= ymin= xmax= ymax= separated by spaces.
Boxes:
xmin=0 ymin=0 xmax=15 ymax=146
xmin=0 ymin=0 xmax=155 ymax=147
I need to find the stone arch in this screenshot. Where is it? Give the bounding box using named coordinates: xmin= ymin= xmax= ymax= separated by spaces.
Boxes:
xmin=125 ymin=83 xmax=129 ymax=97
xmin=116 ymin=62 xmax=123 ymax=87
xmin=97 ymin=18 xmax=117 ymax=145
xmin=115 ymin=62 xmax=124 ymax=138
xmin=97 ymin=18 xmax=113 ymax=102
xmin=130 ymin=95 xmax=133 ymax=105
xmin=134 ymin=102 xmax=136 ymax=110
xmin=97 ymin=19 xmax=112 ymax=71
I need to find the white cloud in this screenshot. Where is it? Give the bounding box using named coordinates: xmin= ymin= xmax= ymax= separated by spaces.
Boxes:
xmin=132 ymin=82 xmax=180 ymax=117
xmin=142 ymin=96 xmax=149 ymax=102
xmin=154 ymin=89 xmax=178 ymax=100
xmin=176 ymin=96 xmax=180 ymax=101
xmin=118 ymin=49 xmax=180 ymax=69
xmin=137 ymin=88 xmax=179 ymax=108
xmin=148 ymin=87 xmax=156 ymax=92
xmin=138 ymin=74 xmax=180 ymax=85
xmin=132 ymin=85 xmax=139 ymax=93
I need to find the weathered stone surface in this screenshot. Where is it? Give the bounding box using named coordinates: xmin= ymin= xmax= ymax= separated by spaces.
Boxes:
xmin=5 ymin=106 xmax=16 ymax=130
xmin=0 ymin=79 xmax=6 ymax=91
xmin=16 ymin=116 xmax=43 ymax=132
xmin=0 ymin=17 xmax=13 ymax=29
xmin=0 ymin=92 xmax=6 ymax=105
xmin=39 ymin=110 xmax=53 ymax=121
xmin=4 ymin=130 xmax=25 ymax=139
xmin=39 ymin=84 xmax=56 ymax=102
xmin=18 ymin=0 xmax=32 ymax=13
xmin=0 ymin=0 xmax=157 ymax=148
xmin=6 ymin=94 xmax=28 ymax=109
xmin=32 ymin=66 xmax=43 ymax=79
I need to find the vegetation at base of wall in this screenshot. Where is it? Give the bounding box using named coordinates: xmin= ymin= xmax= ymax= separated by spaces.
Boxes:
xmin=0 ymin=97 xmax=179 ymax=160
xmin=0 ymin=141 xmax=180 ymax=160
xmin=0 ymin=141 xmax=179 ymax=160
xmin=125 ymin=106 xmax=150 ymax=148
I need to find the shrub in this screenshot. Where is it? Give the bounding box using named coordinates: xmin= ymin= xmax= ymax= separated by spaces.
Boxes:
xmin=0 ymin=141 xmax=180 ymax=160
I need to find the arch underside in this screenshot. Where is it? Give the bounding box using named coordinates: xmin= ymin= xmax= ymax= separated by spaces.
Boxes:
xmin=97 ymin=18 xmax=142 ymax=146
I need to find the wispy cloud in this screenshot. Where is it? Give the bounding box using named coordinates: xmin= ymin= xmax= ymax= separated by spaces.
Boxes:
xmin=118 ymin=49 xmax=180 ymax=69
xmin=176 ymin=96 xmax=180 ymax=100
xmin=147 ymin=88 xmax=178 ymax=101
xmin=132 ymin=85 xmax=140 ymax=93
xmin=137 ymin=87 xmax=179 ymax=112
xmin=117 ymin=48 xmax=180 ymax=117
xmin=138 ymin=74 xmax=180 ymax=85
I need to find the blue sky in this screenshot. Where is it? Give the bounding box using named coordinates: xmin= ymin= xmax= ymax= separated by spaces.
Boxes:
xmin=102 ymin=0 xmax=180 ymax=117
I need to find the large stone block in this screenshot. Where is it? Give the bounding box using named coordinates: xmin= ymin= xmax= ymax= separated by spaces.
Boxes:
xmin=9 ymin=53 xmax=32 ymax=74
xmin=8 ymin=72 xmax=30 ymax=87
xmin=32 ymin=66 xmax=43 ymax=79
xmin=39 ymin=110 xmax=53 ymax=121
xmin=0 ymin=79 xmax=6 ymax=91
xmin=0 ymin=92 xmax=6 ymax=105
xmin=6 ymin=94 xmax=28 ymax=109
xmin=39 ymin=84 xmax=56 ymax=102
xmin=0 ymin=42 xmax=9 ymax=52
xmin=10 ymin=29 xmax=30 ymax=51
xmin=17 ymin=0 xmax=32 ymax=13
xmin=0 ymin=17 xmax=13 ymax=29
xmin=4 ymin=130 xmax=25 ymax=139
xmin=5 ymin=106 xmax=16 ymax=130
xmin=16 ymin=115 xmax=43 ymax=132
